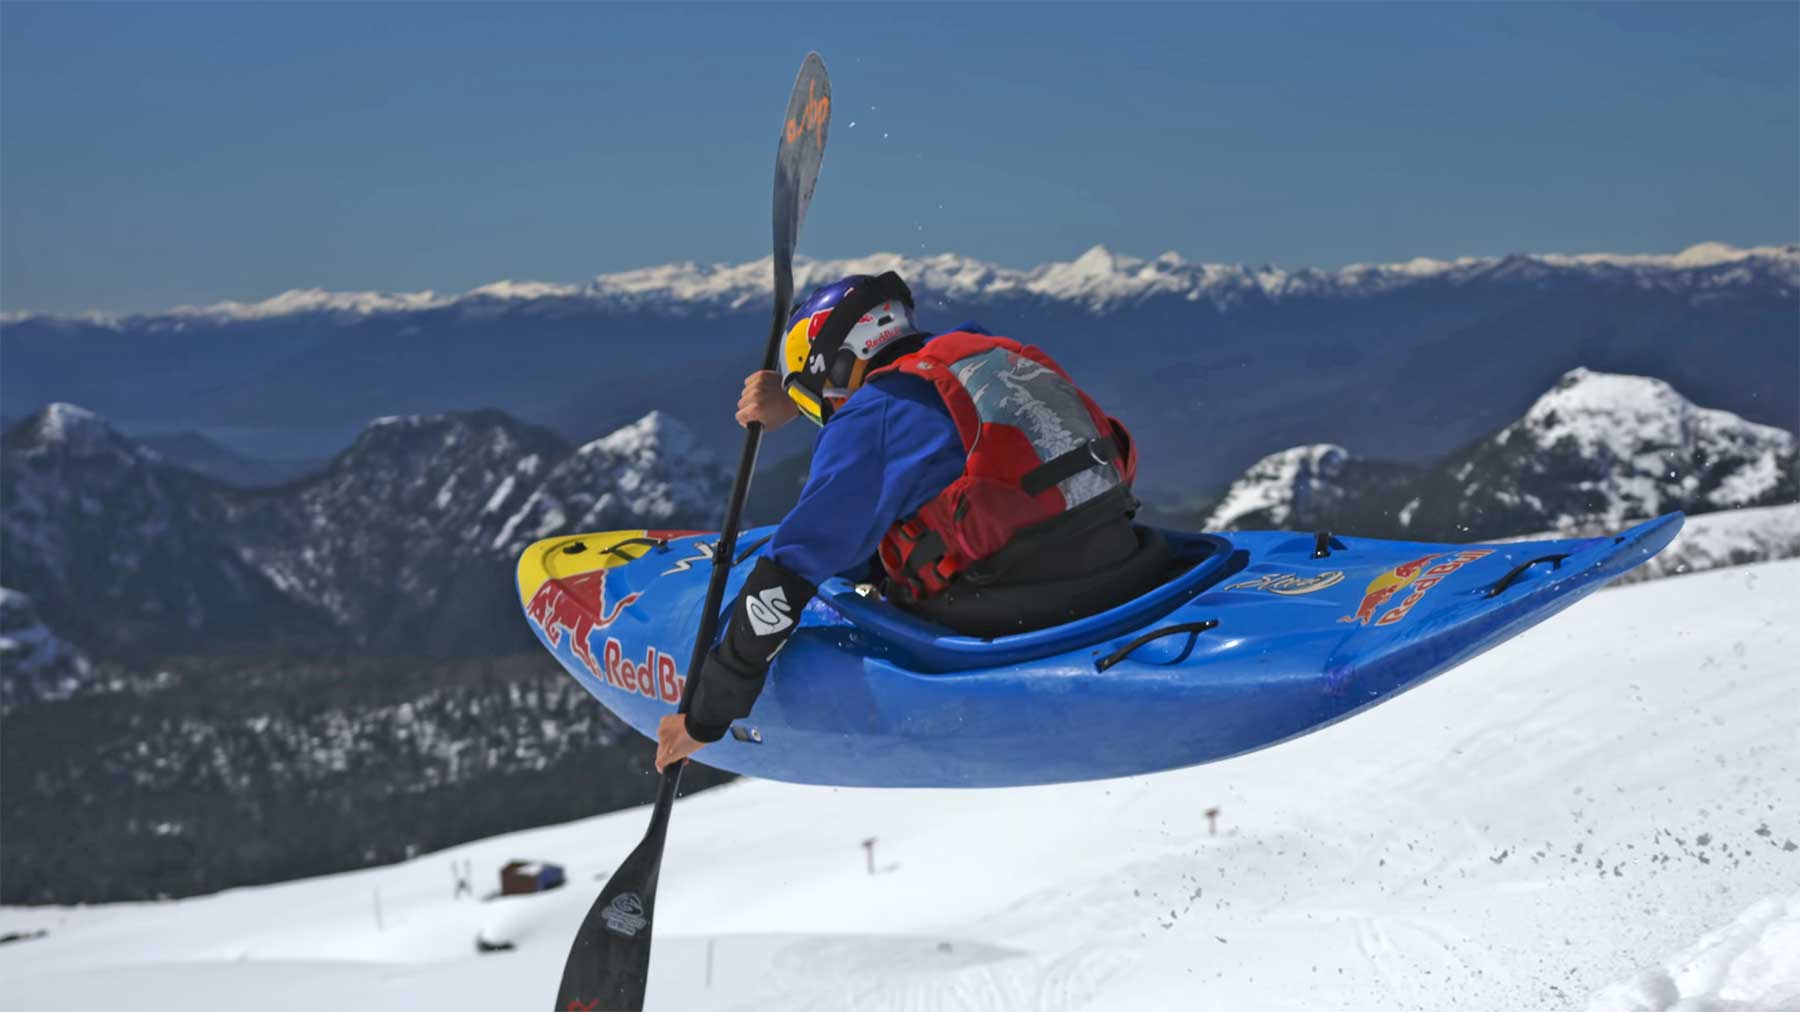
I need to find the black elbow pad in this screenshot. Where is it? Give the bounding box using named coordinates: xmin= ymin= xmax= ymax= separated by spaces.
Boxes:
xmin=685 ymin=556 xmax=816 ymax=739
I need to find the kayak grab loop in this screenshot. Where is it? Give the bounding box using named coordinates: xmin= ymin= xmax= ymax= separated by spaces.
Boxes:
xmin=599 ymin=537 xmax=672 ymax=561
xmin=1483 ymin=553 xmax=1571 ymax=598
xmin=1095 ymin=619 xmax=1220 ymax=673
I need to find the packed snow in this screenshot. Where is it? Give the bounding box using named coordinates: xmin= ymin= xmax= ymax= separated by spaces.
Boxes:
xmin=1 ymin=560 xmax=1794 ymax=1011
xmin=1587 ymin=890 xmax=1800 ymax=1011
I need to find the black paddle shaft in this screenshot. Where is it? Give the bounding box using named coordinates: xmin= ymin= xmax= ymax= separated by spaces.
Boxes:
xmin=553 ymin=53 xmax=829 ymax=1012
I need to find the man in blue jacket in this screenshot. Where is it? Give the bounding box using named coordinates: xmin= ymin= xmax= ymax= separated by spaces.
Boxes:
xmin=656 ymin=271 xmax=1157 ymax=771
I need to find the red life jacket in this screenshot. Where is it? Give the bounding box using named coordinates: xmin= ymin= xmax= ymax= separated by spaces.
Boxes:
xmin=870 ymin=331 xmax=1138 ymax=600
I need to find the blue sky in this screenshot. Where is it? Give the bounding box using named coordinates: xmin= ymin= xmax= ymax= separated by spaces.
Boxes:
xmin=2 ymin=2 xmax=1795 ymax=315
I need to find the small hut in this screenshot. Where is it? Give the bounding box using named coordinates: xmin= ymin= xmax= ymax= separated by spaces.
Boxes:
xmin=499 ymin=860 xmax=566 ymax=896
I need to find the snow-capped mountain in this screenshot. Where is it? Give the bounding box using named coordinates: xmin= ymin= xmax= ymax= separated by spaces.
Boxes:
xmin=8 ymin=241 xmax=1795 ymax=324
xmin=6 ymin=243 xmax=1794 ymax=492
xmin=1203 ymin=444 xmax=1421 ymax=532
xmin=492 ymin=410 xmax=724 ymax=556
xmin=1205 ymin=368 xmax=1798 ymax=541
xmin=1 ymin=404 xmax=728 ymax=655
xmin=0 ymin=404 xmax=313 ymax=650
xmin=1402 ymin=368 xmax=1797 ymax=537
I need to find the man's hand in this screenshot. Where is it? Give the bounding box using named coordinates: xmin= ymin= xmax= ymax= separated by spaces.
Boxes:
xmin=737 ymin=370 xmax=799 ymax=430
xmin=655 ymin=713 xmax=706 ymax=773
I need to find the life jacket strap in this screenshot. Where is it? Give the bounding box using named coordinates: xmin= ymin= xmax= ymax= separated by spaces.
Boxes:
xmin=1019 ymin=436 xmax=1120 ymax=497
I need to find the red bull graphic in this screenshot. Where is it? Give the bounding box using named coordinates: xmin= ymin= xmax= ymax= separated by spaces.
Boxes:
xmin=601 ymin=637 xmax=685 ymax=704
xmin=1339 ymin=550 xmax=1493 ymax=626
xmin=525 ymin=571 xmax=642 ymax=679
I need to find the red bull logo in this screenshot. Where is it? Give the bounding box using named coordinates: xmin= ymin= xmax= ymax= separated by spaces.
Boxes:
xmin=1339 ymin=550 xmax=1492 ymax=626
xmin=601 ymin=637 xmax=684 ymax=704
xmin=526 ymin=571 xmax=642 ymax=679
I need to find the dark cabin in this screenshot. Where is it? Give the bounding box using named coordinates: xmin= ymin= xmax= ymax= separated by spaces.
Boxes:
xmin=499 ymin=860 xmax=566 ymax=896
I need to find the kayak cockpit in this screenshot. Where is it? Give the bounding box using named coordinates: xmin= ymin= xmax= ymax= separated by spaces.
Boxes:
xmin=811 ymin=529 xmax=1243 ymax=674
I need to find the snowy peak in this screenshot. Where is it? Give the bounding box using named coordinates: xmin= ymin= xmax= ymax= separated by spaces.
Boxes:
xmin=166 ymin=287 xmax=449 ymax=322
xmin=1518 ymin=367 xmax=1793 ymax=457
xmin=1206 ymin=369 xmax=1798 ymax=539
xmin=586 ymin=409 xmax=707 ymax=466
xmin=1206 ymin=445 xmax=1353 ymax=530
xmin=1023 ymin=244 xmax=1197 ymax=307
xmin=493 ymin=410 xmax=725 ymax=555
xmin=337 ymin=409 xmax=569 ymax=476
xmin=1495 ymin=367 xmax=1796 ymax=520
xmin=2 ymin=402 xmax=142 ymax=462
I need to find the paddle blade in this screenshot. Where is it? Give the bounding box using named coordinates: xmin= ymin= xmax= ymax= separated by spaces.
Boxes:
xmin=771 ymin=51 xmax=831 ymax=329
xmin=552 ymin=803 xmax=671 ymax=1011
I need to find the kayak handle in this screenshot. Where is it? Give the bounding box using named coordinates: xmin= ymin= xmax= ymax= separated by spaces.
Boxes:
xmin=1095 ymin=620 xmax=1219 ymax=673
xmin=596 ymin=536 xmax=671 ymax=561
xmin=1483 ymin=553 xmax=1571 ymax=598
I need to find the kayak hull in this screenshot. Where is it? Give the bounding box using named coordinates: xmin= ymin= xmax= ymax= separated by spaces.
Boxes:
xmin=517 ymin=515 xmax=1682 ymax=787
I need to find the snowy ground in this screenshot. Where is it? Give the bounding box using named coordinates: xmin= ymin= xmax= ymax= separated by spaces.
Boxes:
xmin=2 ymin=562 xmax=1796 ymax=1012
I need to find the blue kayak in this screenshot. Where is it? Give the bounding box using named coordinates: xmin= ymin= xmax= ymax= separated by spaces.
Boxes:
xmin=516 ymin=513 xmax=1682 ymax=788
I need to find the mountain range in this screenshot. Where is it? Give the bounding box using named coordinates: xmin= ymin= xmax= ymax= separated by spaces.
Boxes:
xmin=2 ymin=363 xmax=1795 ymax=905
xmin=4 ymin=242 xmax=1795 ymax=492
xmin=5 ymin=365 xmax=1792 ymax=667
xmin=1 ymin=404 xmax=728 ymax=659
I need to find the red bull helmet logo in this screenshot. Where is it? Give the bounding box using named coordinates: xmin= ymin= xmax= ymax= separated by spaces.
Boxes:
xmin=1339 ymin=550 xmax=1492 ymax=626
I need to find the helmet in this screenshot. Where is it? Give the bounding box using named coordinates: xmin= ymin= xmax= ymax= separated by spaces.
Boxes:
xmin=780 ymin=271 xmax=923 ymax=425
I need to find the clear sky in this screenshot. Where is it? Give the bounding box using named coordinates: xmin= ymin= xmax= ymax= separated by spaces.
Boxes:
xmin=2 ymin=1 xmax=1795 ymax=315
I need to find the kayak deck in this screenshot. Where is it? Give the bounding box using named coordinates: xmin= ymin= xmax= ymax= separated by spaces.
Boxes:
xmin=518 ymin=514 xmax=1684 ymax=787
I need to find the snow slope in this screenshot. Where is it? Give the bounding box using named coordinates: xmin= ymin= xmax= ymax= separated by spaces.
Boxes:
xmin=2 ymin=562 xmax=1796 ymax=1012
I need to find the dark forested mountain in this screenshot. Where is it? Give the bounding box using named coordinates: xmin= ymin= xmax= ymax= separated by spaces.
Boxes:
xmin=0 ymin=404 xmax=732 ymax=905
xmin=1 ymin=405 xmax=726 ymax=659
xmin=4 ymin=243 xmax=1793 ymax=491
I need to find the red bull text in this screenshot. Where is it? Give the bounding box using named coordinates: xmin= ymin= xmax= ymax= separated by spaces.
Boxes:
xmin=600 ymin=638 xmax=685 ymax=704
xmin=1339 ymin=550 xmax=1492 ymax=626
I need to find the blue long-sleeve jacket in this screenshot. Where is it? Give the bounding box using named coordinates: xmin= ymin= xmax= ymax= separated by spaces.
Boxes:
xmin=685 ymin=330 xmax=973 ymax=739
xmin=766 ymin=334 xmax=970 ymax=587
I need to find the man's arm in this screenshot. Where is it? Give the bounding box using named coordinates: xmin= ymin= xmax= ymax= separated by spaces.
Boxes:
xmin=656 ymin=380 xmax=961 ymax=767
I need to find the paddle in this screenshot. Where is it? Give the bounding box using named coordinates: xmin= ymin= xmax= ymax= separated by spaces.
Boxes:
xmin=552 ymin=52 xmax=830 ymax=1012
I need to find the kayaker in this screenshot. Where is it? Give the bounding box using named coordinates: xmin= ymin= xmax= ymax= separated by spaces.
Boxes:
xmin=656 ymin=270 xmax=1168 ymax=771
